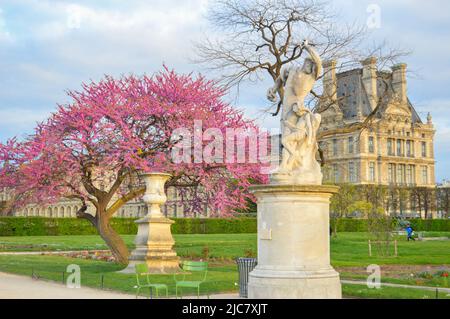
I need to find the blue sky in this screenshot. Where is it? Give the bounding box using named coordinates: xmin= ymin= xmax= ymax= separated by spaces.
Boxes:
xmin=0 ymin=0 xmax=449 ymax=182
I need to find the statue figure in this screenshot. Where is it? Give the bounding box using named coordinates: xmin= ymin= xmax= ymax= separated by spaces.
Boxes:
xmin=266 ymin=40 xmax=323 ymax=185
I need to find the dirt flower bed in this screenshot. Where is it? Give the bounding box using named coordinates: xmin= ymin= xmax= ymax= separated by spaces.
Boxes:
xmin=337 ymin=265 xmax=450 ymax=287
xmin=42 ymin=250 xmax=116 ymax=262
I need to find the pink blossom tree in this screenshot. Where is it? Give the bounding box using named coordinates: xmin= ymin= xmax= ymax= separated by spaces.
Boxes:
xmin=0 ymin=68 xmax=268 ymax=264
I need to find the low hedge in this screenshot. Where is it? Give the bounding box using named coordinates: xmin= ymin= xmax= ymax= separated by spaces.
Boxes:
xmin=0 ymin=217 xmax=256 ymax=236
xmin=171 ymin=217 xmax=257 ymax=234
xmin=333 ymin=218 xmax=369 ymax=232
xmin=408 ymin=219 xmax=450 ymax=232
xmin=333 ymin=218 xmax=450 ymax=232
xmin=0 ymin=217 xmax=448 ymax=236
xmin=0 ymin=217 xmax=137 ymax=236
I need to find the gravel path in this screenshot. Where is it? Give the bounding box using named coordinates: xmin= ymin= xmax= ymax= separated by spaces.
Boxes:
xmin=0 ymin=271 xmax=239 ymax=299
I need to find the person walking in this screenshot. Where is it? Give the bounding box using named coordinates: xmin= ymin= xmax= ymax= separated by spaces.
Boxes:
xmin=406 ymin=224 xmax=415 ymax=241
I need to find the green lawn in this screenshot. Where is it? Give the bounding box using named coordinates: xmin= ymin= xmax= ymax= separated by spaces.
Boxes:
xmin=0 ymin=232 xmax=449 ymax=298
xmin=1 ymin=232 xmax=449 ymax=266
xmin=0 ymin=234 xmax=257 ymax=258
xmin=343 ymin=283 xmax=450 ymax=299
xmin=0 ymin=254 xmax=238 ymax=296
xmin=330 ymin=232 xmax=450 ymax=266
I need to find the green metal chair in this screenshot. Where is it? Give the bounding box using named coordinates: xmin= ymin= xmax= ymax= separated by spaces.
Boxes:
xmin=174 ymin=261 xmax=208 ymax=298
xmin=134 ymin=263 xmax=168 ymax=299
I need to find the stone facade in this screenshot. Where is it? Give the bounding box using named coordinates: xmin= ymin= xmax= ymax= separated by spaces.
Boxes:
xmin=318 ymin=58 xmax=436 ymax=217
xmin=3 ymin=186 xmax=207 ymax=218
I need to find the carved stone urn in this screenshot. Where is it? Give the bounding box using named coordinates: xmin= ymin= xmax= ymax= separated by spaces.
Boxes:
xmin=120 ymin=172 xmax=180 ymax=274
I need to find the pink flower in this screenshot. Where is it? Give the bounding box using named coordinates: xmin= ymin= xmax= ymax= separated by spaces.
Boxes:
xmin=0 ymin=67 xmax=267 ymax=218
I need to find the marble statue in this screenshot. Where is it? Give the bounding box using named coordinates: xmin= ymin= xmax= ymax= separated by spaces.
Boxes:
xmin=248 ymin=40 xmax=341 ymax=299
xmin=266 ymin=40 xmax=323 ymax=185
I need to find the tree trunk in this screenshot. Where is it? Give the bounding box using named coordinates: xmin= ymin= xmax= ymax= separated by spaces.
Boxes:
xmin=96 ymin=215 xmax=130 ymax=265
xmin=332 ymin=217 xmax=338 ymax=238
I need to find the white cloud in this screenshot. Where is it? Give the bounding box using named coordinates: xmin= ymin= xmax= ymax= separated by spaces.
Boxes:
xmin=0 ymin=8 xmax=13 ymax=43
xmin=18 ymin=63 xmax=67 ymax=84
xmin=0 ymin=107 xmax=53 ymax=138
xmin=15 ymin=0 xmax=209 ymax=75
xmin=415 ymin=98 xmax=450 ymax=182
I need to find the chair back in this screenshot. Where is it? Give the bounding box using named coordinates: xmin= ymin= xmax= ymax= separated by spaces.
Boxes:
xmin=182 ymin=261 xmax=208 ymax=272
xmin=135 ymin=263 xmax=149 ymax=286
xmin=181 ymin=261 xmax=208 ymax=281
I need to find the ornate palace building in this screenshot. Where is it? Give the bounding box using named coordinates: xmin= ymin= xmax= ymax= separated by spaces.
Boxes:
xmin=318 ymin=58 xmax=436 ymax=217
xmin=1 ymin=187 xmax=203 ymax=218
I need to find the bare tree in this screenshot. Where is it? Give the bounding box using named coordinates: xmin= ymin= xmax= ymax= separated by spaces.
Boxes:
xmin=437 ymin=185 xmax=449 ymax=219
xmin=195 ymin=0 xmax=365 ymax=111
xmin=194 ymin=0 xmax=418 ymax=205
xmin=330 ymin=183 xmax=357 ymax=237
xmin=410 ymin=187 xmax=437 ymax=219
xmin=194 ymin=0 xmax=411 ymax=142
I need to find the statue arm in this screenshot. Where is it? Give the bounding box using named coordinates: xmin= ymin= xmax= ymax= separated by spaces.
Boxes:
xmin=267 ymin=68 xmax=290 ymax=102
xmin=304 ymin=44 xmax=323 ymax=80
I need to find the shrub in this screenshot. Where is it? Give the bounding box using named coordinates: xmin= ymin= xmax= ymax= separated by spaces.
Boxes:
xmin=0 ymin=217 xmax=256 ymax=236
xmin=201 ymin=246 xmax=210 ymax=259
xmin=0 ymin=217 xmax=448 ymax=236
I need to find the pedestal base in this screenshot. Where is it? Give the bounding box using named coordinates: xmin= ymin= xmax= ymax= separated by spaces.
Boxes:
xmin=248 ymin=267 xmax=341 ymax=299
xmin=120 ymin=216 xmax=180 ymax=274
xmin=248 ymin=184 xmax=341 ymax=299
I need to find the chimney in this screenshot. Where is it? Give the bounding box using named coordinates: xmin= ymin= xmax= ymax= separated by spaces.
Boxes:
xmin=361 ymin=57 xmax=378 ymax=111
xmin=323 ymin=60 xmax=337 ymax=102
xmin=391 ymin=63 xmax=407 ymax=103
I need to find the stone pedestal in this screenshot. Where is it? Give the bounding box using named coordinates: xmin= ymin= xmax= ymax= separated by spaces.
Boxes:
xmin=121 ymin=173 xmax=180 ymax=274
xmin=248 ymin=184 xmax=341 ymax=299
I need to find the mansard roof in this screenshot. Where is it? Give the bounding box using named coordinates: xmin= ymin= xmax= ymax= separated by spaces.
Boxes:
xmin=335 ymin=68 xmax=422 ymax=124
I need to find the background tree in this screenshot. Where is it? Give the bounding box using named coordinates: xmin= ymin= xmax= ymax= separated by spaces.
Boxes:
xmin=195 ymin=0 xmax=408 ymax=114
xmin=410 ymin=187 xmax=436 ymax=219
xmin=397 ymin=187 xmax=410 ymax=217
xmin=0 ymin=68 xmax=267 ymax=264
xmin=195 ymin=0 xmax=365 ymax=93
xmin=437 ymin=185 xmax=449 ymax=219
xmin=358 ymin=201 xmax=394 ymax=257
xmin=358 ymin=184 xmax=388 ymax=211
xmin=330 ymin=183 xmax=357 ymax=237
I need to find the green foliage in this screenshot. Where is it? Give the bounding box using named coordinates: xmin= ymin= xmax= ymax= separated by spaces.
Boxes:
xmin=334 ymin=218 xmax=369 ymax=232
xmin=330 ymin=184 xmax=357 ymax=217
xmin=408 ymin=219 xmax=450 ymax=232
xmin=171 ymin=217 xmax=256 ymax=234
xmin=0 ymin=217 xmax=136 ymax=236
xmin=334 ymin=218 xmax=450 ymax=232
xmin=0 ymin=217 xmax=257 ymax=236
xmin=0 ymin=217 xmax=449 ymax=237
